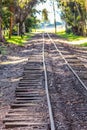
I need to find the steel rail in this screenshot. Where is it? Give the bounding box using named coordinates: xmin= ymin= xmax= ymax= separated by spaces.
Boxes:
xmin=46 ymin=33 xmax=87 ymax=92
xmin=42 ymin=33 xmax=55 ymax=130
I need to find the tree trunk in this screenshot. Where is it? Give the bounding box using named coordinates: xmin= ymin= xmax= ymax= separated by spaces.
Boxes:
xmin=65 ymin=22 xmax=68 ymax=32
xmin=19 ymin=22 xmax=23 ymax=37
xmin=17 ymin=23 xmax=19 ymax=35
xmin=0 ymin=16 xmax=6 ymax=43
xmin=23 ymin=22 xmax=25 ymax=34
xmin=9 ymin=5 xmax=14 ymax=39
xmin=0 ymin=0 xmax=4 ymax=42
xmin=83 ymin=22 xmax=86 ymax=36
xmin=0 ymin=16 xmax=3 ymax=40
xmin=53 ymin=0 xmax=57 ymax=33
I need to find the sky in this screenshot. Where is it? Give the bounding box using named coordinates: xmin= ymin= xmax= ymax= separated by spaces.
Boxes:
xmin=36 ymin=0 xmax=62 ymax=23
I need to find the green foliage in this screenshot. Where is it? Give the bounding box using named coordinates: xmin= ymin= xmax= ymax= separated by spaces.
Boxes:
xmin=56 ymin=31 xmax=84 ymax=41
xmin=58 ymin=0 xmax=87 ymax=36
xmin=2 ymin=7 xmax=10 ymax=28
xmin=0 ymin=46 xmax=7 ymax=55
xmin=0 ymin=0 xmax=46 ymax=43
xmin=42 ymin=8 xmax=48 ymax=22
xmin=78 ymin=42 xmax=87 ymax=46
xmin=25 ymin=16 xmax=38 ymax=32
xmin=5 ymin=33 xmax=34 ymax=46
xmin=13 ymin=25 xmax=18 ymax=32
xmin=56 ymin=30 xmax=87 ymax=47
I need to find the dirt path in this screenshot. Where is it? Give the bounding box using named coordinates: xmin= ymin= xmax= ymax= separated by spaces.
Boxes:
xmin=0 ymin=36 xmax=36 ymax=129
xmin=0 ymin=33 xmax=87 ymax=130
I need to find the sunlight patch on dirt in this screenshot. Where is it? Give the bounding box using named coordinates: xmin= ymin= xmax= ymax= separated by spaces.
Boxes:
xmin=0 ymin=58 xmax=28 ymax=65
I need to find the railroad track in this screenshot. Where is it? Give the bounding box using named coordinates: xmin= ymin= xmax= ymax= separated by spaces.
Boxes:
xmin=43 ymin=33 xmax=87 ymax=129
xmin=2 ymin=34 xmax=53 ymax=130
xmin=46 ymin=33 xmax=87 ymax=96
xmin=2 ymin=33 xmax=87 ymax=130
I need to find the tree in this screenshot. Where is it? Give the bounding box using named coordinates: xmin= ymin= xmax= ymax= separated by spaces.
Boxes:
xmin=0 ymin=0 xmax=6 ymax=43
xmin=58 ymin=0 xmax=87 ymax=36
xmin=15 ymin=0 xmax=46 ymax=36
xmin=0 ymin=0 xmax=15 ymax=40
xmin=25 ymin=16 xmax=39 ymax=32
xmin=53 ymin=0 xmax=57 ymax=33
xmin=0 ymin=0 xmax=46 ymax=42
xmin=42 ymin=8 xmax=48 ymax=22
xmin=9 ymin=0 xmax=15 ymax=38
xmin=49 ymin=0 xmax=58 ymax=33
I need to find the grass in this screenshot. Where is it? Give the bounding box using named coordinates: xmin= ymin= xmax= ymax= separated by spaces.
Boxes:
xmin=77 ymin=42 xmax=87 ymax=47
xmin=56 ymin=31 xmax=84 ymax=41
xmin=5 ymin=30 xmax=87 ymax=47
xmin=5 ymin=33 xmax=34 ymax=46
xmin=56 ymin=31 xmax=87 ymax=47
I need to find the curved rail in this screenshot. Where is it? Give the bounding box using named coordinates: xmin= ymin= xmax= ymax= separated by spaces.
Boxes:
xmin=42 ymin=33 xmax=55 ymax=130
xmin=46 ymin=33 xmax=87 ymax=92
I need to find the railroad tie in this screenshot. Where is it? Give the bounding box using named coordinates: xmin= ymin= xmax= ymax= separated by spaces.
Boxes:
xmin=3 ymin=58 xmax=49 ymax=129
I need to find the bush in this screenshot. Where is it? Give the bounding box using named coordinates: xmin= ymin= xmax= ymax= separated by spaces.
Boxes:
xmin=66 ymin=28 xmax=72 ymax=34
xmin=12 ymin=25 xmax=18 ymax=35
xmin=0 ymin=46 xmax=7 ymax=55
